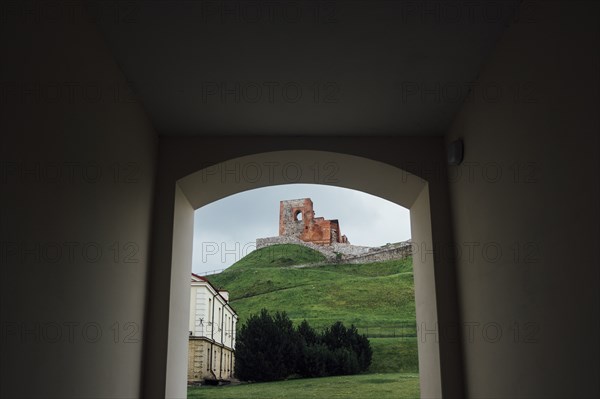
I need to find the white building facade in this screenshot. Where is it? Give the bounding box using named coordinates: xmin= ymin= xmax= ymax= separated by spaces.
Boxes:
xmin=188 ymin=273 xmax=238 ymax=383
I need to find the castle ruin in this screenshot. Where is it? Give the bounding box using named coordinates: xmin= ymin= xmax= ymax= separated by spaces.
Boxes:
xmin=279 ymin=198 xmax=349 ymax=246
xmin=256 ymin=198 xmax=411 ymax=264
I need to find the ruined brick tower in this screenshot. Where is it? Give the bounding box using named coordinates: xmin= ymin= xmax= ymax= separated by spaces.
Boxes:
xmin=279 ymin=198 xmax=349 ymax=246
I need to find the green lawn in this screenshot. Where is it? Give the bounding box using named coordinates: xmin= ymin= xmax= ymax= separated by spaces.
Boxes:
xmin=188 ymin=373 xmax=420 ymax=399
xmin=369 ymin=338 xmax=419 ymax=373
xmin=225 ymin=244 xmax=327 ymax=271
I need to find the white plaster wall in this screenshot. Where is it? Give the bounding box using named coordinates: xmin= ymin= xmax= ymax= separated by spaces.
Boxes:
xmin=194 ymin=288 xmax=209 ymax=336
xmin=189 ymin=286 xmax=196 ymax=333
xmin=410 ymin=185 xmax=441 ymax=399
xmin=165 ymin=185 xmax=195 ymax=399
xmin=189 ymin=281 xmax=237 ymax=346
xmin=189 ymin=285 xmax=210 ymax=337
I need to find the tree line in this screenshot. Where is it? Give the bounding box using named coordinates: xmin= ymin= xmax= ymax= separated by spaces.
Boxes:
xmin=235 ymin=309 xmax=372 ymax=382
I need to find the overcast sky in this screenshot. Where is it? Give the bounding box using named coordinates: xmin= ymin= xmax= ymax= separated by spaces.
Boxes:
xmin=192 ymin=184 xmax=411 ymax=275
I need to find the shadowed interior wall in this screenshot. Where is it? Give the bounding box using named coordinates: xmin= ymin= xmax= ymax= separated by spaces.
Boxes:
xmin=445 ymin=1 xmax=600 ymax=397
xmin=0 ymin=12 xmax=157 ymax=399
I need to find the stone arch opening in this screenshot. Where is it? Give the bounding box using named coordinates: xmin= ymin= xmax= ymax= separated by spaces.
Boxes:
xmin=294 ymin=209 xmax=303 ymax=221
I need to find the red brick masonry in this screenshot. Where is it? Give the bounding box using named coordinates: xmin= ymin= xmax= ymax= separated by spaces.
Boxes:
xmin=279 ymin=198 xmax=349 ymax=246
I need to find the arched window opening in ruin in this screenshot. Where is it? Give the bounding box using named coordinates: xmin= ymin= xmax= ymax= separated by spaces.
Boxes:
xmin=294 ymin=210 xmax=303 ymax=221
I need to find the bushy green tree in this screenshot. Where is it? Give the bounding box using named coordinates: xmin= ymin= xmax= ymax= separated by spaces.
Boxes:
xmin=352 ymin=326 xmax=373 ymax=371
xmin=297 ymin=319 xmax=319 ymax=346
xmin=320 ymin=321 xmax=371 ymax=375
xmin=301 ymin=343 xmax=334 ymax=377
xmin=235 ymin=312 xmax=372 ymax=382
xmin=235 ymin=309 xmax=301 ymax=382
xmin=331 ymin=347 xmax=360 ymax=375
xmin=322 ymin=321 xmax=351 ymax=350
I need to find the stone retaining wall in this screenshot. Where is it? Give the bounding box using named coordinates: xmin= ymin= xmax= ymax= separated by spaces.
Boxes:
xmin=341 ymin=245 xmax=412 ymax=264
xmin=330 ymin=242 xmax=372 ymax=256
xmin=256 ymin=236 xmax=412 ymax=265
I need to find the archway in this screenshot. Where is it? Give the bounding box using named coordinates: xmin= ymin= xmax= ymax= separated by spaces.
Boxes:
xmin=143 ymin=138 xmax=464 ymax=399
xmin=168 ymin=150 xmax=439 ymax=398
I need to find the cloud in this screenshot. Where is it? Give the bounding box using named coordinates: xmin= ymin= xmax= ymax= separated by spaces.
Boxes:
xmin=192 ymin=184 xmax=410 ymax=274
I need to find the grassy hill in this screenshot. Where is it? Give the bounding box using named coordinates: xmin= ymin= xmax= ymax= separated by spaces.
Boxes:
xmin=206 ymin=244 xmax=418 ymax=374
xmin=224 ymin=243 xmax=327 ymax=270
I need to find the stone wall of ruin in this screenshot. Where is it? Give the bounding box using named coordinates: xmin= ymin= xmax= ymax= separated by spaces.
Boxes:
xmin=256 ymin=236 xmax=412 ymax=265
